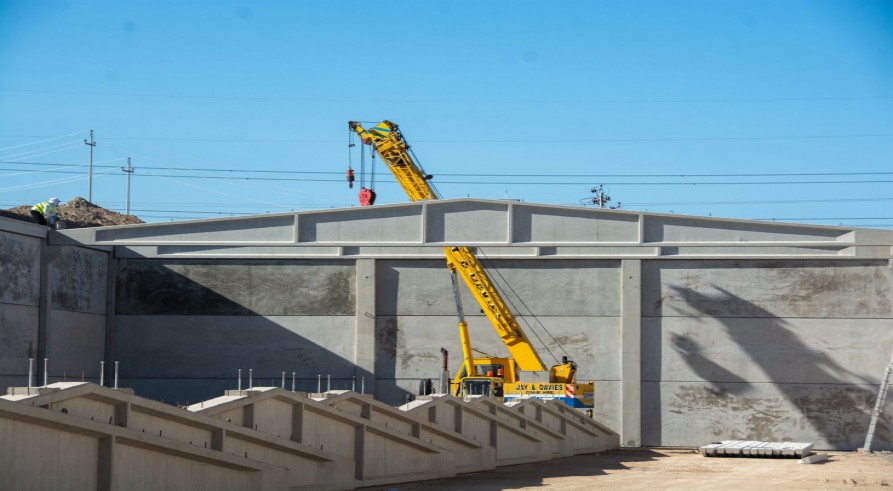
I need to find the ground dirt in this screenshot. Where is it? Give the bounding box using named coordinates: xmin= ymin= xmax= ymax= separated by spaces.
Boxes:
xmin=367 ymin=448 xmax=893 ymax=491
xmin=0 ymin=197 xmax=143 ymax=228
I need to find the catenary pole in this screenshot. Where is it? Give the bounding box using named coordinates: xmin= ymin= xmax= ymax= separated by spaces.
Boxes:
xmin=122 ymin=158 xmax=134 ymax=215
xmin=84 ymin=130 xmax=96 ymax=202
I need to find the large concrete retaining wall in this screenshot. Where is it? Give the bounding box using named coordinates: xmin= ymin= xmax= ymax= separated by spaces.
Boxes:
xmin=5 ymin=200 xmax=893 ymax=451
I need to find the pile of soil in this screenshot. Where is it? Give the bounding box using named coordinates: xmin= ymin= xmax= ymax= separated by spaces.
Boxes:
xmin=0 ymin=197 xmax=144 ymax=229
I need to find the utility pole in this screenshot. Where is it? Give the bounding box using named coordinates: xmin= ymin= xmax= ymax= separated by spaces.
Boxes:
xmin=122 ymin=158 xmax=134 ymax=215
xmin=588 ymin=185 xmax=621 ymax=209
xmin=84 ymin=130 xmax=96 ymax=203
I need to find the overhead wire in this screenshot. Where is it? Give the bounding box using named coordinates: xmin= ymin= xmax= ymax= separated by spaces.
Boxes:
xmin=4 ymin=160 xmax=893 ymax=179
xmin=0 ymin=130 xmax=86 ymax=152
xmin=0 ymin=141 xmax=84 ymax=161
xmin=5 ymin=165 xmax=893 ymax=186
xmin=3 ymin=88 xmax=891 ymax=104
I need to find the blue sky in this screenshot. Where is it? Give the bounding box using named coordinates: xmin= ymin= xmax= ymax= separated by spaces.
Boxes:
xmin=1 ymin=0 xmax=891 ymax=226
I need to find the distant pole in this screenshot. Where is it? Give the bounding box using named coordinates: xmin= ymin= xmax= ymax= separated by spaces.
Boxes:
xmin=84 ymin=130 xmax=96 ymax=202
xmin=122 ymin=158 xmax=134 ymax=215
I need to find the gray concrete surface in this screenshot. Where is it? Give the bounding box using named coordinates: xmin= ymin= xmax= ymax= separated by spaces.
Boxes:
xmin=4 ymin=199 xmax=893 ymax=452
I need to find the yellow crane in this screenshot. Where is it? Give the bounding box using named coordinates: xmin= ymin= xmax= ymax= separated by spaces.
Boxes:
xmin=349 ymin=120 xmax=594 ymax=408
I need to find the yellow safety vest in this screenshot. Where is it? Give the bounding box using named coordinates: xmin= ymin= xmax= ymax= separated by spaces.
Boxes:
xmin=32 ymin=202 xmax=55 ymax=216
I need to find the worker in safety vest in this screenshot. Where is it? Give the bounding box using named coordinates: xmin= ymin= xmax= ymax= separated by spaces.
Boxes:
xmin=30 ymin=197 xmax=60 ymax=227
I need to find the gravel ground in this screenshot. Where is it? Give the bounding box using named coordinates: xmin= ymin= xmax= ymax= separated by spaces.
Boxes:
xmin=367 ymin=448 xmax=893 ymax=491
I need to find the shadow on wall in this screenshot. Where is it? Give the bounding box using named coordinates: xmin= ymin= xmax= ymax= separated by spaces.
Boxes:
xmin=668 ymin=284 xmax=888 ymax=449
xmin=112 ymin=259 xmax=410 ymax=405
xmin=374 ymin=262 xmax=441 ymax=406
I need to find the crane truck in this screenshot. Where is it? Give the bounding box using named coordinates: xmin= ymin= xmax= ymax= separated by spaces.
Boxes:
xmin=349 ymin=120 xmax=594 ymax=409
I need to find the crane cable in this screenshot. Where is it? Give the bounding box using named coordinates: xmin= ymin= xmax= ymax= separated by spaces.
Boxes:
xmin=476 ymin=248 xmax=571 ymax=365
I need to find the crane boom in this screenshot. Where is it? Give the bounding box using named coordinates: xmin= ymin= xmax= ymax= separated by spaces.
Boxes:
xmin=349 ymin=120 xmax=548 ymax=372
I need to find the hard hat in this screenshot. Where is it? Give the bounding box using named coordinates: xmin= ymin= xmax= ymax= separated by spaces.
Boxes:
xmin=49 ymin=197 xmax=60 ymax=204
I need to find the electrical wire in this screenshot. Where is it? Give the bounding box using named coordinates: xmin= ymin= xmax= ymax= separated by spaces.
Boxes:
xmin=0 ymin=130 xmax=86 ymax=152
xmin=3 ymin=133 xmax=893 ymax=144
xmin=4 ymin=160 xmax=893 ymax=179
xmin=3 ymin=88 xmax=891 ymax=104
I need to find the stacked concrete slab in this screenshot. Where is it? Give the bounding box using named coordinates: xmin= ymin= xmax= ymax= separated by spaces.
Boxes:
xmin=699 ymin=440 xmax=814 ymax=458
xmin=1 ymin=382 xmax=618 ymax=490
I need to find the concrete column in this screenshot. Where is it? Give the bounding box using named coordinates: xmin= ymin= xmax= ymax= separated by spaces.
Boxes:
xmin=355 ymin=259 xmax=376 ymax=395
xmin=354 ymin=425 xmax=366 ymax=480
xmin=620 ymin=259 xmax=642 ymax=447
xmin=291 ymin=403 xmax=304 ymax=444
xmin=97 ymin=435 xmax=115 ymax=491
xmin=104 ymin=258 xmax=127 ymax=386
xmin=36 ymin=244 xmax=60 ymax=386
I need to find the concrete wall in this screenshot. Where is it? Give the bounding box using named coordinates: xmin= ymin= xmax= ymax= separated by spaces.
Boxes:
xmin=112 ymin=259 xmax=358 ymax=403
xmin=1 ymin=219 xmax=108 ymax=391
xmin=6 ymin=200 xmax=893 ymax=451
xmin=0 ymin=225 xmax=41 ymax=391
xmin=641 ymin=259 xmax=893 ymax=449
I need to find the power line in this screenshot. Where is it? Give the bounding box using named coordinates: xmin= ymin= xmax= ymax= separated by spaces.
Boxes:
xmin=3 ymin=88 xmax=891 ymax=104
xmin=5 ymin=167 xmax=893 ymax=186
xmin=2 ymin=133 xmax=892 ymax=144
xmin=0 ymin=130 xmax=86 ymax=152
xmin=4 ymin=161 xmax=893 ymax=179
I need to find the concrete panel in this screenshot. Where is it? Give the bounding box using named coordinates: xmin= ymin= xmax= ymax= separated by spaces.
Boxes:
xmin=302 ymin=405 xmax=358 ymax=459
xmin=644 ymin=215 xmax=849 ymax=243
xmin=116 ymin=259 xmax=356 ymax=316
xmin=114 ymin=444 xmax=259 ymax=491
xmin=0 ymin=230 xmax=41 ymax=305
xmin=377 ymin=259 xmax=621 ymax=317
xmin=300 ymin=205 xmax=423 ymax=243
xmin=0 ymin=418 xmax=99 ymax=490
xmin=641 ymin=381 xmax=892 ymax=451
xmin=49 ymin=246 xmax=108 ymax=313
xmin=662 ymin=245 xmax=849 ymax=257
xmin=115 ymin=315 xmax=357 ymax=402
xmin=376 ymin=315 xmax=621 ymax=379
xmin=373 ymin=313 xmax=621 ymax=410
xmin=250 ymin=397 xmax=293 ymax=437
xmin=643 ymin=260 xmax=893 ymax=319
xmin=592 ymin=380 xmax=621 ymax=435
xmin=0 ymin=303 xmax=38 ymax=388
xmin=92 ymin=214 xmax=296 ymax=243
xmin=427 ymin=201 xmax=508 ymax=243
xmin=643 ymin=317 xmax=893 ymax=385
xmin=45 ymin=309 xmax=105 ymax=382
xmin=513 ymin=206 xmax=640 ymax=243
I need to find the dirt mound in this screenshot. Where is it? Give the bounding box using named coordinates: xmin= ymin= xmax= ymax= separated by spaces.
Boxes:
xmin=0 ymin=197 xmax=144 ymax=229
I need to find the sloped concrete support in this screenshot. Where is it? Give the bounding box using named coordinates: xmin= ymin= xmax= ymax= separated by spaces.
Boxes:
xmin=2 ymin=383 xmax=619 ymax=491
xmin=195 ymin=388 xmax=453 ymax=489
xmin=1 ymin=383 xmax=347 ymax=491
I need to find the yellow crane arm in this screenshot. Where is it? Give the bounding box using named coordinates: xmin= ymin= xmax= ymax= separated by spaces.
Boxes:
xmin=349 ymin=121 xmax=437 ymax=201
xmin=349 ymin=120 xmax=548 ymax=372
